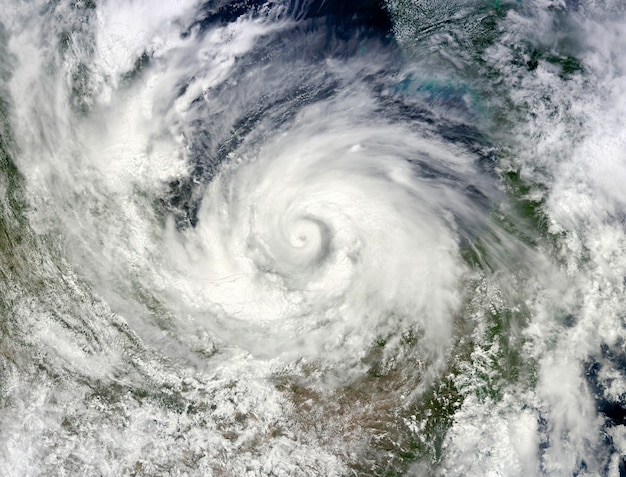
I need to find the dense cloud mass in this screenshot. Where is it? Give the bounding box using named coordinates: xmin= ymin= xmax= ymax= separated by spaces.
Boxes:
xmin=0 ymin=0 xmax=625 ymax=475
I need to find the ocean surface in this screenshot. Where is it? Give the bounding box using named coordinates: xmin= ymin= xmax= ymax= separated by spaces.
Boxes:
xmin=1 ymin=0 xmax=625 ymax=475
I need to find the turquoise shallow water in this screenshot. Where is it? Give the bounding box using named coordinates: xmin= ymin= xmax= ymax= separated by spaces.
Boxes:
xmin=0 ymin=1 xmax=625 ymax=475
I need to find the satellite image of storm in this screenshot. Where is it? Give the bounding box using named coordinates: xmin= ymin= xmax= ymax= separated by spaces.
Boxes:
xmin=1 ymin=0 xmax=626 ymax=475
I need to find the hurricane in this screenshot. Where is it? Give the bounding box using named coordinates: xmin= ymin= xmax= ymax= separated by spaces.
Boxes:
xmin=1 ymin=0 xmax=625 ymax=475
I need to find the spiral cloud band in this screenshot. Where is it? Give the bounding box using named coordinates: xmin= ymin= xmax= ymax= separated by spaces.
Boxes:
xmin=161 ymin=99 xmax=475 ymax=364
